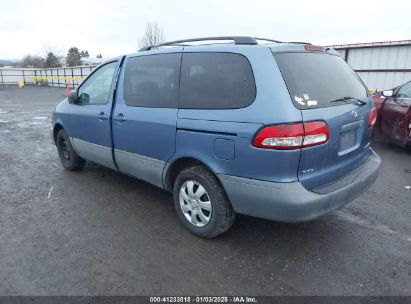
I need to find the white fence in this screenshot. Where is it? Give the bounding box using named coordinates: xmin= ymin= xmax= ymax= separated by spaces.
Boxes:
xmin=0 ymin=65 xmax=98 ymax=88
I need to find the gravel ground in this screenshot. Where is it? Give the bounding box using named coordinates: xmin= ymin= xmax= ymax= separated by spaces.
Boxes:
xmin=0 ymin=85 xmax=410 ymax=296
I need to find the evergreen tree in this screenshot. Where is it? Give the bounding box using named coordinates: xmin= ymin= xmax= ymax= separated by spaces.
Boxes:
xmin=66 ymin=47 xmax=82 ymax=66
xmin=45 ymin=52 xmax=60 ymax=68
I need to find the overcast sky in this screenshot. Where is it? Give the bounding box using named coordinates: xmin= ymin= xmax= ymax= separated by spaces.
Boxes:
xmin=1 ymin=0 xmax=410 ymax=59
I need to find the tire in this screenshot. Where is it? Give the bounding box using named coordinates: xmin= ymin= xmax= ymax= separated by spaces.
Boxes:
xmin=173 ymin=165 xmax=235 ymax=238
xmin=56 ymin=129 xmax=85 ymax=171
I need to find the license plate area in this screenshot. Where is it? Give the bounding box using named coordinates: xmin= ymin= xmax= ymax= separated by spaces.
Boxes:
xmin=340 ymin=130 xmax=356 ymax=150
xmin=339 ymin=120 xmax=364 ymax=155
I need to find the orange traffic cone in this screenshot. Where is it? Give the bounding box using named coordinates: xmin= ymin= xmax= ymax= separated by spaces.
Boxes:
xmin=66 ymin=81 xmax=71 ymax=97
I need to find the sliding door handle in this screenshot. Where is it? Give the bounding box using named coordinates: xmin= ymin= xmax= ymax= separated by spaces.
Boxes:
xmin=114 ymin=113 xmax=126 ymax=122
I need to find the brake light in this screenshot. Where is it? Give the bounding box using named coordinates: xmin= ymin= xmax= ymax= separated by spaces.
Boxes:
xmin=305 ymin=44 xmax=324 ymax=52
xmin=368 ymin=107 xmax=377 ymax=128
xmin=252 ymin=121 xmax=329 ymax=150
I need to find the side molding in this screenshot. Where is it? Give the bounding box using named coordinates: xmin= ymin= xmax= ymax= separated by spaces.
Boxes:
xmin=114 ymin=149 xmax=166 ymax=189
xmin=71 ymin=138 xmax=116 ymax=170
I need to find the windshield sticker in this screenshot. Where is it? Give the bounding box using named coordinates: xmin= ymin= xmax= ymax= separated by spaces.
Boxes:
xmin=294 ymin=96 xmax=305 ymax=105
xmin=303 ymin=94 xmax=310 ymax=100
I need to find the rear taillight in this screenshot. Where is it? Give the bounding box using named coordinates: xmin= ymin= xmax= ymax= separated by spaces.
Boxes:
xmin=303 ymin=121 xmax=329 ymax=147
xmin=252 ymin=121 xmax=329 ymax=150
xmin=368 ymin=107 xmax=377 ymax=128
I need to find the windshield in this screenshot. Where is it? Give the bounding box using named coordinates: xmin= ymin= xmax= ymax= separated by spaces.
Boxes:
xmin=274 ymin=52 xmax=369 ymax=109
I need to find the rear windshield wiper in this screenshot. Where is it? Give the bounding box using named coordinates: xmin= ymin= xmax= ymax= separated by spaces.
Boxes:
xmin=329 ymin=96 xmax=367 ymax=105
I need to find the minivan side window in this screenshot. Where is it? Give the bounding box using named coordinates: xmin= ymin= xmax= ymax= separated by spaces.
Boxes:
xmin=123 ymin=53 xmax=181 ymax=108
xmin=180 ymin=53 xmax=256 ymax=109
xmin=77 ymin=62 xmax=117 ymax=105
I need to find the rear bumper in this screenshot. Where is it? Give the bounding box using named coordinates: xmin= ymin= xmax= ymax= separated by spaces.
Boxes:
xmin=218 ymin=149 xmax=381 ymax=223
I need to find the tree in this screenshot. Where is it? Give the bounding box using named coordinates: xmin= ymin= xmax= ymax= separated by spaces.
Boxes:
xmin=80 ymin=50 xmax=90 ymax=58
xmin=138 ymin=22 xmax=165 ymax=49
xmin=43 ymin=42 xmax=63 ymax=61
xmin=18 ymin=55 xmax=45 ymax=68
xmin=96 ymin=54 xmax=103 ymax=58
xmin=66 ymin=47 xmax=82 ymax=66
xmin=45 ymin=52 xmax=61 ymax=68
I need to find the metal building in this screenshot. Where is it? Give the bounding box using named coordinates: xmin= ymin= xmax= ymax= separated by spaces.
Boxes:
xmin=328 ymin=40 xmax=411 ymax=91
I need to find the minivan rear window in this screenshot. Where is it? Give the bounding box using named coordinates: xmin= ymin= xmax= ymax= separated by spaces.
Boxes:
xmin=180 ymin=53 xmax=256 ymax=109
xmin=274 ymin=52 xmax=368 ymax=109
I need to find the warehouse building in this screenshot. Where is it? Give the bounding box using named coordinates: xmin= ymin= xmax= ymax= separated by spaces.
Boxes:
xmin=328 ymin=40 xmax=411 ymax=91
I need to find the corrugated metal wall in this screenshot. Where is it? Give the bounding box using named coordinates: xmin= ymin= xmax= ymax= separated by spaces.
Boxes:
xmin=355 ymin=70 xmax=411 ymax=91
xmin=335 ymin=44 xmax=411 ymax=90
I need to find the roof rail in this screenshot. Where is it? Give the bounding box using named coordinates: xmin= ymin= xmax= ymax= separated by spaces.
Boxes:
xmin=253 ymin=37 xmax=283 ymax=44
xmin=287 ymin=41 xmax=312 ymax=45
xmin=139 ymin=36 xmax=282 ymax=51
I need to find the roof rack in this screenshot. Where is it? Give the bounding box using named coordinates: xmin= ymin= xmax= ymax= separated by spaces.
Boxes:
xmin=287 ymin=41 xmax=312 ymax=45
xmin=253 ymin=37 xmax=283 ymax=44
xmin=139 ymin=36 xmax=283 ymax=51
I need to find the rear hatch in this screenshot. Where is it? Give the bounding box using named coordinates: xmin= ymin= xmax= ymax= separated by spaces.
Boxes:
xmin=273 ymin=50 xmax=374 ymax=190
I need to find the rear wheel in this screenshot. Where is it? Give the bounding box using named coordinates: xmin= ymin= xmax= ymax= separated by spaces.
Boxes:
xmin=56 ymin=129 xmax=85 ymax=171
xmin=173 ymin=166 xmax=235 ymax=238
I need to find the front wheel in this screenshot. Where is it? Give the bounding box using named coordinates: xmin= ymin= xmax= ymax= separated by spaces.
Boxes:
xmin=56 ymin=129 xmax=85 ymax=171
xmin=173 ymin=166 xmax=235 ymax=238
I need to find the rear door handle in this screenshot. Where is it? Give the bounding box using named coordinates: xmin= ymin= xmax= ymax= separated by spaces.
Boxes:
xmin=98 ymin=112 xmax=108 ymax=121
xmin=114 ymin=113 xmax=126 ymax=122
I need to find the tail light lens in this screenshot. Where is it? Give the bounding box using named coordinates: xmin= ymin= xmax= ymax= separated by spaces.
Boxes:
xmin=368 ymin=107 xmax=377 ymax=128
xmin=303 ymin=121 xmax=329 ymax=147
xmin=253 ymin=121 xmax=329 ymax=150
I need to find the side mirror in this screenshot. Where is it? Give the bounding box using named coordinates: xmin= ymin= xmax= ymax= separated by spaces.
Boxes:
xmin=78 ymin=92 xmax=90 ymax=104
xmin=382 ymin=90 xmax=393 ymax=97
xmin=68 ymin=90 xmax=78 ymax=104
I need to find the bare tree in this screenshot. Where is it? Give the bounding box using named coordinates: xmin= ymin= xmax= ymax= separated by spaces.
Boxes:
xmin=43 ymin=42 xmax=63 ymax=67
xmin=138 ymin=22 xmax=165 ymax=49
xmin=18 ymin=55 xmax=45 ymax=68
xmin=43 ymin=42 xmax=63 ymax=58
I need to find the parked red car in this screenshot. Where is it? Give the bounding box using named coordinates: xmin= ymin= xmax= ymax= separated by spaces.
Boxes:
xmin=373 ymin=81 xmax=411 ymax=147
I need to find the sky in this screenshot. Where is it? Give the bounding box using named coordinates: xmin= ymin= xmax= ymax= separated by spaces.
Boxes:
xmin=0 ymin=0 xmax=410 ymax=59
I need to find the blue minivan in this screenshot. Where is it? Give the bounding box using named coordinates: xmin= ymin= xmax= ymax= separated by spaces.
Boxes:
xmin=52 ymin=37 xmax=381 ymax=238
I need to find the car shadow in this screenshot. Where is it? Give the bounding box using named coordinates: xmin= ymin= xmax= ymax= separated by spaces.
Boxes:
xmin=79 ymin=160 xmax=351 ymax=248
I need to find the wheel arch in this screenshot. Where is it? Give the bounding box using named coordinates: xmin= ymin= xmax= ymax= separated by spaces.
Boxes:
xmin=53 ymin=123 xmax=64 ymax=144
xmin=163 ymin=157 xmax=219 ymax=193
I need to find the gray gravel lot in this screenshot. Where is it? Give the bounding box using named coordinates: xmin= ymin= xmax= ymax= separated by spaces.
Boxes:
xmin=0 ymin=85 xmax=410 ymax=296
